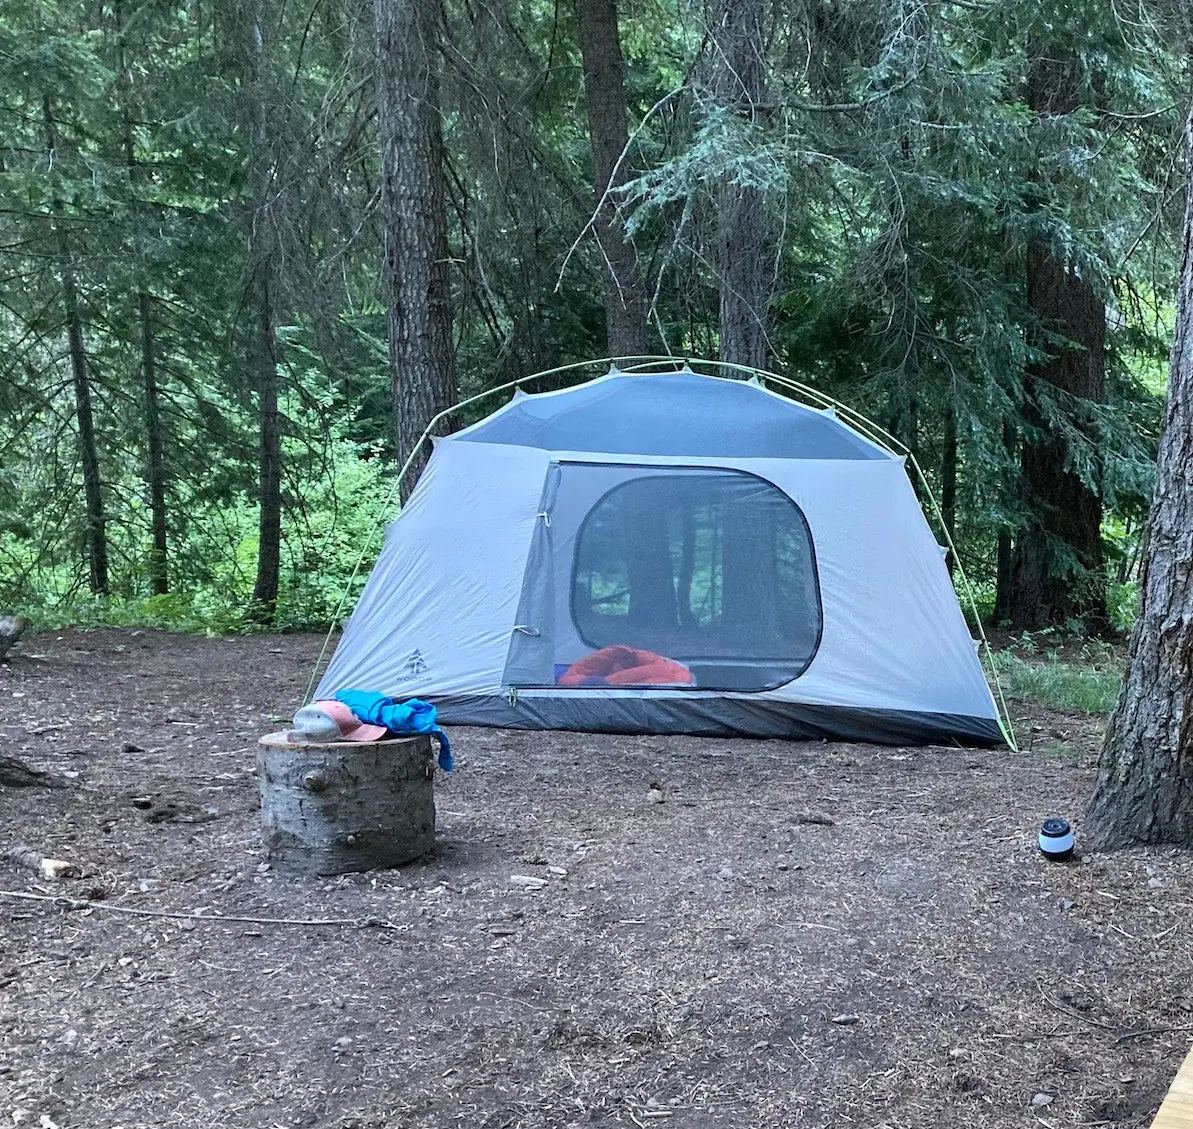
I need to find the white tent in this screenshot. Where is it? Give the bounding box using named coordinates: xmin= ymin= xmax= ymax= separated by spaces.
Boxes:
xmin=317 ymin=367 xmax=1005 ymax=746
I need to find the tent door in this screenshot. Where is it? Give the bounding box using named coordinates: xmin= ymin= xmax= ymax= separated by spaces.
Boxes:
xmin=502 ymin=463 xmax=562 ymax=686
xmin=504 ymin=461 xmax=822 ymax=692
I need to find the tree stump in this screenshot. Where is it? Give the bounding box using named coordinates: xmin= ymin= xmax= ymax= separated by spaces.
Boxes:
xmin=256 ymin=733 xmax=436 ymax=875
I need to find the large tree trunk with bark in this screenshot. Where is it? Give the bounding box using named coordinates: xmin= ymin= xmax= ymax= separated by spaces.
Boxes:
xmin=1006 ymin=236 xmax=1107 ymax=630
xmin=374 ymin=0 xmax=458 ymax=499
xmin=712 ymin=0 xmax=770 ymax=369
xmin=1006 ymin=53 xmax=1108 ymax=632
xmin=1086 ymin=105 xmax=1193 ymax=848
xmin=245 ymin=10 xmax=283 ymax=620
xmin=576 ymin=0 xmax=650 ymax=361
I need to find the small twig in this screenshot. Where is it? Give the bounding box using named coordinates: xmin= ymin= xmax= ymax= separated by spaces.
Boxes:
xmin=1113 ymin=1024 xmax=1193 ymax=1045
xmin=472 ymin=991 xmax=551 ymax=1012
xmin=63 ymin=961 xmax=111 ymax=1000
xmin=1039 ymin=991 xmax=1120 ymax=1033
xmin=1041 ymin=988 xmax=1193 ymax=1045
xmin=0 ymin=890 xmax=401 ymax=930
xmin=554 ymin=83 xmax=686 ymax=291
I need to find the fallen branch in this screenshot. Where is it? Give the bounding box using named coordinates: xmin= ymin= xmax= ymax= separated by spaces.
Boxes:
xmin=0 ymin=889 xmax=403 ymax=930
xmin=2 ymin=844 xmax=79 ymax=880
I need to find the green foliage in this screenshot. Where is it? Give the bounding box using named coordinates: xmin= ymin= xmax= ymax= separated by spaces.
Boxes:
xmin=618 ymin=0 xmax=1175 ymax=620
xmin=21 ymin=428 xmax=394 ymax=633
xmin=1106 ymin=579 xmax=1141 ymax=634
xmin=991 ymin=646 xmax=1123 ymax=714
xmin=0 ymin=0 xmax=1183 ymax=637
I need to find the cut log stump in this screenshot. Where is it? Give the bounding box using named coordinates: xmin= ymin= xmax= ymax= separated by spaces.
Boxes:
xmin=256 ymin=732 xmax=436 ymax=876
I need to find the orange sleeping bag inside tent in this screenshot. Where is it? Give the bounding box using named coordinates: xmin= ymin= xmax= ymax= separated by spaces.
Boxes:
xmin=558 ymin=645 xmax=693 ymax=687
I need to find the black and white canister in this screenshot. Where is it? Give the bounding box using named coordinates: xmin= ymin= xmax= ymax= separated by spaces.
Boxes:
xmin=1038 ymin=817 xmax=1074 ymax=860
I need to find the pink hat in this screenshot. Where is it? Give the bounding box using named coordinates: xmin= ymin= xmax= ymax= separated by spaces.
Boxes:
xmin=317 ymin=699 xmax=386 ymax=741
xmin=289 ymin=699 xmax=387 ymax=743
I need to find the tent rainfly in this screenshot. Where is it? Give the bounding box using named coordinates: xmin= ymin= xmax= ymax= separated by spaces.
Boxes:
xmin=317 ymin=367 xmax=1005 ymax=746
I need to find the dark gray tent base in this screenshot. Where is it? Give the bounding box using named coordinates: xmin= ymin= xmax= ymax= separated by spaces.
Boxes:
xmin=434 ymin=694 xmax=1006 ymax=748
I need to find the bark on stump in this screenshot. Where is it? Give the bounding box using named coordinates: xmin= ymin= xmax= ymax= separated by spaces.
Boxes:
xmin=256 ymin=733 xmax=436 ymax=875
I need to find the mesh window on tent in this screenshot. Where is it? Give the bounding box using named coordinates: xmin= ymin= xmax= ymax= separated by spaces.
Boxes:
xmin=566 ymin=470 xmax=821 ymax=692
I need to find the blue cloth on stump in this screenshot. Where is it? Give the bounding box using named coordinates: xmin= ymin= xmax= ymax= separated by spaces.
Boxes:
xmin=334 ymin=689 xmax=454 ymax=772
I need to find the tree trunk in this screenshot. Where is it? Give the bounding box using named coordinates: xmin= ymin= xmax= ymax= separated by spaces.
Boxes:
xmin=1086 ymin=103 xmax=1193 ymax=848
xmin=992 ymin=419 xmax=1016 ymax=624
xmin=1006 ymin=240 xmax=1107 ymax=631
xmin=941 ymin=401 xmax=957 ymax=574
xmin=64 ymin=268 xmax=109 ymax=597
xmin=713 ymin=0 xmax=770 ymax=369
xmin=373 ymin=0 xmax=458 ymax=499
xmin=576 ymin=0 xmax=650 ymax=360
xmin=250 ymin=267 xmax=283 ymax=618
xmin=140 ymin=291 xmax=169 ymax=596
xmin=889 ymin=338 xmax=920 ymax=467
xmin=1006 ymin=53 xmax=1108 ymax=633
xmin=245 ymin=10 xmax=282 ymax=620
xmin=994 ymin=533 xmax=1013 ymax=623
xmin=43 ymin=98 xmax=108 ymax=596
xmin=117 ymin=4 xmax=170 ymax=597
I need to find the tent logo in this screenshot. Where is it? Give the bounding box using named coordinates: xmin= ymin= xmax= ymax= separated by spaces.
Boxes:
xmin=400 ymin=649 xmax=428 ymax=680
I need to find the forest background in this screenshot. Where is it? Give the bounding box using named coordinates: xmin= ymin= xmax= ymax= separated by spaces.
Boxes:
xmin=1 ymin=0 xmax=1188 ymax=641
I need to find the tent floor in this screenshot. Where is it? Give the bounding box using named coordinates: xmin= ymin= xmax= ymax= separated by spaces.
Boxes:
xmin=435 ymin=691 xmax=1008 ymax=747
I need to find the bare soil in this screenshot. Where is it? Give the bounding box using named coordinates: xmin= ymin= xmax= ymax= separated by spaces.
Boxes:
xmin=1 ymin=629 xmax=1190 ymax=1129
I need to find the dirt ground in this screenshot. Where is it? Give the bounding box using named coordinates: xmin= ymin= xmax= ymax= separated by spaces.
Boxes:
xmin=1 ymin=629 xmax=1191 ymax=1129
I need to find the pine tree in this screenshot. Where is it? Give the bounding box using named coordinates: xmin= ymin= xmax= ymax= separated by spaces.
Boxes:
xmin=374 ymin=0 xmax=457 ymax=495
xmin=1005 ymin=50 xmax=1108 ymax=632
xmin=576 ymin=0 xmax=650 ymax=360
xmin=1087 ymin=96 xmax=1193 ymax=847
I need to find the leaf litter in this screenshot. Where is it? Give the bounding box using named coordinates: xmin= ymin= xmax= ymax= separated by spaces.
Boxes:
xmin=0 ymin=629 xmax=1187 ymax=1128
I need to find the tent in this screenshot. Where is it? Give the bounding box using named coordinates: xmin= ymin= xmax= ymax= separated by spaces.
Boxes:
xmin=317 ymin=367 xmax=1006 ymax=746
